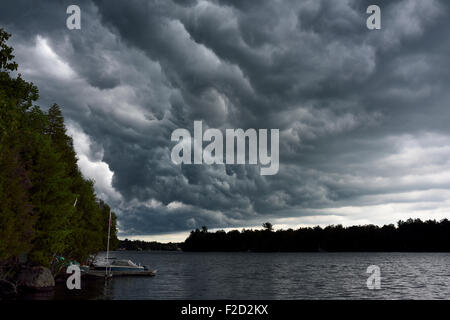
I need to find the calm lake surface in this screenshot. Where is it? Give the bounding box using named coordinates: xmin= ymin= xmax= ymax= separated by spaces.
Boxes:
xmin=45 ymin=251 xmax=450 ymax=299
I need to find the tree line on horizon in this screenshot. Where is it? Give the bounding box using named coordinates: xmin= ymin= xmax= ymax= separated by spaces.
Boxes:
xmin=118 ymin=239 xmax=180 ymax=251
xmin=0 ymin=28 xmax=118 ymax=272
xmin=181 ymin=219 xmax=450 ymax=252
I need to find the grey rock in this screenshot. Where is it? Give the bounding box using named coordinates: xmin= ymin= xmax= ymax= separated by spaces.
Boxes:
xmin=17 ymin=266 xmax=55 ymax=291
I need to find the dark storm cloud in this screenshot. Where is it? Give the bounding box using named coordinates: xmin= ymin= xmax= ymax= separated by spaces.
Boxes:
xmin=2 ymin=0 xmax=450 ymax=236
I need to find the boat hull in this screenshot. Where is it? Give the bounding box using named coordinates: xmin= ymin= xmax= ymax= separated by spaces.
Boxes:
xmin=93 ymin=266 xmax=145 ymax=272
xmin=83 ymin=269 xmax=157 ymax=278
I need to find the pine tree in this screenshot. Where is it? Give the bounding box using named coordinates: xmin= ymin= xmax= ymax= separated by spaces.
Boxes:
xmin=46 ymin=104 xmax=79 ymax=177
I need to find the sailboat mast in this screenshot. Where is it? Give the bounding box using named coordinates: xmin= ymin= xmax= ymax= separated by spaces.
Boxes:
xmin=106 ymin=210 xmax=111 ymax=276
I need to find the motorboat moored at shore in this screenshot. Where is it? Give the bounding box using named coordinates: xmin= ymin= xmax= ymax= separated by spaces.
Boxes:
xmin=93 ymin=259 xmax=146 ymax=272
xmin=82 ymin=259 xmax=157 ymax=279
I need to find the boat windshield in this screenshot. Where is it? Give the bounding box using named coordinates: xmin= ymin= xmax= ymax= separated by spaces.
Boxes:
xmin=111 ymin=259 xmax=138 ymax=267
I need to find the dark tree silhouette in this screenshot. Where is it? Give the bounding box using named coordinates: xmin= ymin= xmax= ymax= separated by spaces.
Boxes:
xmin=117 ymin=239 xmax=180 ymax=251
xmin=262 ymin=222 xmax=273 ymax=232
xmin=181 ymin=219 xmax=450 ymax=252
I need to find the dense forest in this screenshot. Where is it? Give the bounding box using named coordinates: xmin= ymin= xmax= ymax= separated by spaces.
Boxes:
xmin=181 ymin=219 xmax=450 ymax=252
xmin=118 ymin=239 xmax=180 ymax=251
xmin=0 ymin=29 xmax=118 ymax=273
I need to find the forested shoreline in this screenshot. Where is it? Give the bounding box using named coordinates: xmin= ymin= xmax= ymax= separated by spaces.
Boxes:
xmin=181 ymin=219 xmax=450 ymax=252
xmin=0 ymin=28 xmax=118 ymax=279
xmin=118 ymin=239 xmax=180 ymax=251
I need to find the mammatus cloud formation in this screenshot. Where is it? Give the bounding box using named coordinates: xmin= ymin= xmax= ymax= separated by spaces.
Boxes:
xmin=2 ymin=0 xmax=450 ymax=240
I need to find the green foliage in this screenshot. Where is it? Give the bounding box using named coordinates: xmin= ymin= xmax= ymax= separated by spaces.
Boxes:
xmin=0 ymin=28 xmax=118 ymax=268
xmin=0 ymin=29 xmax=18 ymax=72
xmin=0 ymin=142 xmax=35 ymax=261
xmin=98 ymin=200 xmax=119 ymax=251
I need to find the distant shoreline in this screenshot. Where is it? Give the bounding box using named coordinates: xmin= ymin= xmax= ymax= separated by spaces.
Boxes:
xmin=181 ymin=219 xmax=450 ymax=252
xmin=111 ymin=249 xmax=450 ymax=253
xmin=116 ymin=218 xmax=450 ymax=253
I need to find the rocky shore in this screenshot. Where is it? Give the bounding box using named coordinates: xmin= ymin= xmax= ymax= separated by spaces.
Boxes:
xmin=0 ymin=265 xmax=56 ymax=299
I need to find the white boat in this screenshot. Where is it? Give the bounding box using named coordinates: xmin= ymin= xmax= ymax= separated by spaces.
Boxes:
xmin=76 ymin=200 xmax=156 ymax=279
xmin=82 ymin=259 xmax=156 ymax=278
xmin=82 ymin=212 xmax=157 ymax=278
xmin=93 ymin=259 xmax=146 ymax=272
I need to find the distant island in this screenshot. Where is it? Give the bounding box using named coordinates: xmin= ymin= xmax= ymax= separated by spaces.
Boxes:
xmin=181 ymin=220 xmax=450 ymax=252
xmin=118 ymin=239 xmax=181 ymax=251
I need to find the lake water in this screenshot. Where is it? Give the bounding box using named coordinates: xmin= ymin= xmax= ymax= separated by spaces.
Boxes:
xmin=45 ymin=251 xmax=450 ymax=299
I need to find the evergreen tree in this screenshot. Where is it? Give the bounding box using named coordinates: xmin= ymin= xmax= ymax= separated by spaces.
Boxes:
xmin=46 ymin=103 xmax=78 ymax=177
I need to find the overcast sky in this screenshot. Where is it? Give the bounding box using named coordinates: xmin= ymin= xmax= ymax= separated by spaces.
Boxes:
xmin=2 ymin=0 xmax=450 ymax=242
